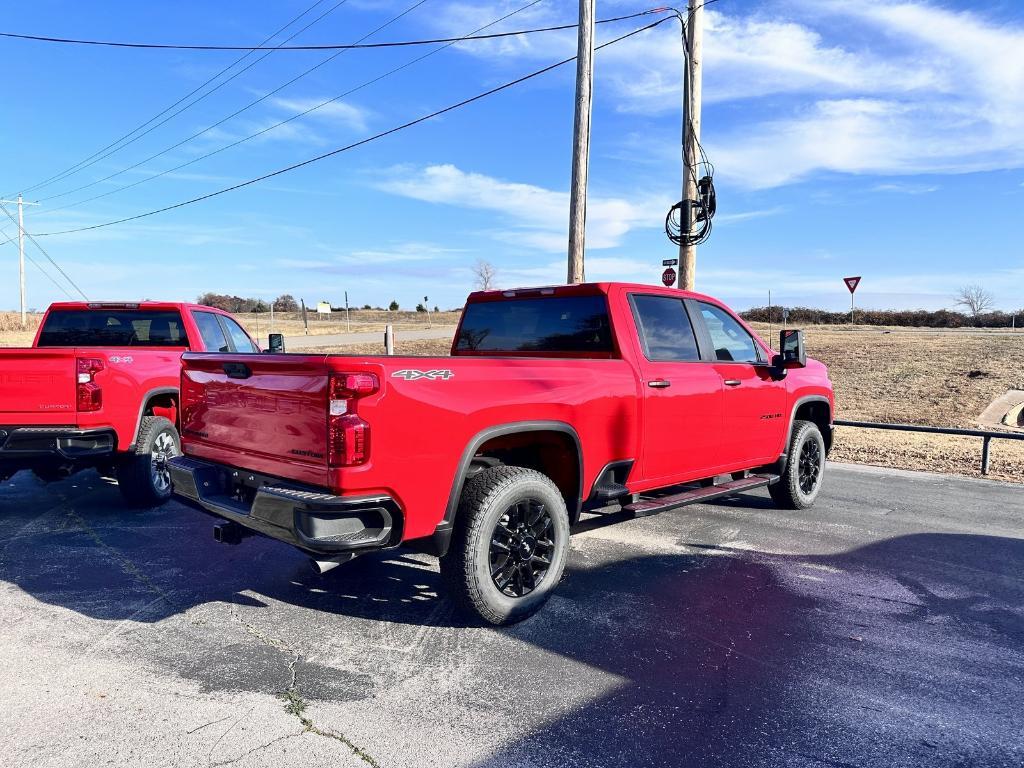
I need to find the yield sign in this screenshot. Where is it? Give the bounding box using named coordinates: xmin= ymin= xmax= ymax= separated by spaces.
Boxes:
xmin=844 ymin=276 xmax=862 ymax=294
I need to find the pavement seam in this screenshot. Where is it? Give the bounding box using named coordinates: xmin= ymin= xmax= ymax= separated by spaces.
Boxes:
xmin=229 ymin=598 xmax=381 ymax=767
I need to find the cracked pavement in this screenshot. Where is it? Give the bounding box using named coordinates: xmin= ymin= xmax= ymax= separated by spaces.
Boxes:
xmin=0 ymin=463 xmax=1022 ymax=767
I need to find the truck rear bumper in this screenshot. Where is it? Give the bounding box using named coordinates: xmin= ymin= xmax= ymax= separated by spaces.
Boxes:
xmin=168 ymin=455 xmax=399 ymax=556
xmin=0 ymin=426 xmax=116 ymax=466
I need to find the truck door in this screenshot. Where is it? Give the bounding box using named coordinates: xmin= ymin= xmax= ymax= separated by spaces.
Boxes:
xmin=629 ymin=294 xmax=724 ymax=485
xmin=692 ymin=301 xmax=787 ymax=469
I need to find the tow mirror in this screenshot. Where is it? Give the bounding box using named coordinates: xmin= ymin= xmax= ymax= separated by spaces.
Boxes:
xmin=779 ymin=329 xmax=806 ymax=367
xmin=267 ymin=333 xmax=286 ymax=354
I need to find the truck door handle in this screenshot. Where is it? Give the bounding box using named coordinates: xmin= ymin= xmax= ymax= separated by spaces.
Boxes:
xmin=223 ymin=362 xmax=252 ymax=379
xmin=724 ymin=379 xmax=742 ymax=387
xmin=647 ymin=379 xmax=671 ymax=389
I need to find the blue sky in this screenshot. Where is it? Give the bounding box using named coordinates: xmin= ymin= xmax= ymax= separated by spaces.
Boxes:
xmin=1 ymin=0 xmax=1022 ymax=312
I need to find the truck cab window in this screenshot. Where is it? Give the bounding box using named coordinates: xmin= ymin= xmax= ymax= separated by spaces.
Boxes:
xmin=455 ymin=295 xmax=612 ymax=354
xmin=631 ymin=295 xmax=700 ymax=362
xmin=37 ymin=309 xmax=186 ymax=347
xmin=192 ymin=311 xmax=230 ymax=352
xmin=697 ymin=302 xmax=761 ymax=363
xmin=219 ymin=315 xmax=260 ymax=353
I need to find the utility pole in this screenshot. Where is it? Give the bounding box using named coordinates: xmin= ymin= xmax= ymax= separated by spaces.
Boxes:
xmin=677 ymin=0 xmax=704 ymax=291
xmin=567 ymin=0 xmax=595 ymax=285
xmin=0 ymin=195 xmax=41 ymax=326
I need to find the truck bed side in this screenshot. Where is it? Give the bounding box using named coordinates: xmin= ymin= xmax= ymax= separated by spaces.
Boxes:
xmin=179 ymin=353 xmax=641 ymax=541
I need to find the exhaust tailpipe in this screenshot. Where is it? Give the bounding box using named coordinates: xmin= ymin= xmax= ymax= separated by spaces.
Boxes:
xmin=310 ymin=553 xmax=355 ymax=575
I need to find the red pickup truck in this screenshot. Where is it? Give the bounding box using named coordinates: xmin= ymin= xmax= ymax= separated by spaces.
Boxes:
xmin=169 ymin=283 xmax=834 ymax=624
xmin=0 ymin=301 xmax=260 ymax=506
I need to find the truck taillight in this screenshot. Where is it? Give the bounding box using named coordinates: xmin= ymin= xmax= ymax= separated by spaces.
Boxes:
xmin=328 ymin=373 xmax=378 ymax=466
xmin=76 ymin=357 xmax=105 ymax=412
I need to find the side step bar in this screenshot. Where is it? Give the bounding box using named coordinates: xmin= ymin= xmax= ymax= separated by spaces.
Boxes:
xmin=624 ymin=474 xmax=778 ymax=518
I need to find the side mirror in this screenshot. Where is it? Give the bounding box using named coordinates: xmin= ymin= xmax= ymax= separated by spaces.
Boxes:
xmin=267 ymin=333 xmax=286 ymax=354
xmin=779 ymin=329 xmax=806 ymax=367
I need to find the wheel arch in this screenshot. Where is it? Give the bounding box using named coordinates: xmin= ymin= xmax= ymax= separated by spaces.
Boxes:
xmin=427 ymin=421 xmax=584 ymax=557
xmin=790 ymin=396 xmax=833 ymax=454
xmin=130 ymin=387 xmax=180 ymax=447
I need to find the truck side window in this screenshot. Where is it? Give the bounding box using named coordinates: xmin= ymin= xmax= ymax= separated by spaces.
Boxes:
xmin=219 ymin=315 xmax=260 ymax=353
xmin=697 ymin=302 xmax=762 ymax=363
xmin=631 ymin=295 xmax=700 ymax=362
xmin=192 ymin=311 xmax=230 ymax=353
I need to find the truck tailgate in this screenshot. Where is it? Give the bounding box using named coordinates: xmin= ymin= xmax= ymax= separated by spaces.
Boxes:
xmin=0 ymin=349 xmax=77 ymax=421
xmin=180 ymin=353 xmax=331 ymax=484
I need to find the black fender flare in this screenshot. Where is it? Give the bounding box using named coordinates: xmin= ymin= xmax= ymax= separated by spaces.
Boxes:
xmin=772 ymin=395 xmax=832 ymax=474
xmin=129 ymin=387 xmax=179 ymax=448
xmin=423 ymin=421 xmax=584 ymax=557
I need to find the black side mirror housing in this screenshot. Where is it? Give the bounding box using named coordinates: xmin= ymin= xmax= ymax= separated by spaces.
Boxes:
xmin=779 ymin=329 xmax=806 ymax=367
xmin=267 ymin=333 xmax=286 ymax=354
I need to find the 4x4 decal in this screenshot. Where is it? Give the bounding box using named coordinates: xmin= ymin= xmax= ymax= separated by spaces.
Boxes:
xmin=392 ymin=369 xmax=455 ymax=381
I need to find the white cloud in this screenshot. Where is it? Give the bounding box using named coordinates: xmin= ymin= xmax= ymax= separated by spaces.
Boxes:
xmin=376 ymin=163 xmax=665 ymax=251
xmin=268 ymin=97 xmax=371 ymax=133
xmin=436 ymin=2 xmax=1024 ymax=187
xmin=871 ymin=182 xmax=939 ymax=195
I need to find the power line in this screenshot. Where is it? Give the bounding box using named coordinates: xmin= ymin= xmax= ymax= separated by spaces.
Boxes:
xmin=0 ymin=10 xmax=664 ymax=51
xmin=13 ymin=0 xmax=349 ymax=197
xmin=34 ymin=0 xmax=433 ymax=204
xmin=0 ymin=235 xmax=74 ymax=299
xmin=0 ymin=203 xmax=88 ymax=299
xmin=33 ymin=0 xmax=621 ymax=220
xmin=35 ymin=16 xmax=673 ymax=239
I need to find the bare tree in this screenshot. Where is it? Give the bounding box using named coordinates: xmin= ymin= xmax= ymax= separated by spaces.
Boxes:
xmin=954 ymin=285 xmax=995 ymax=317
xmin=472 ymin=259 xmax=497 ymax=291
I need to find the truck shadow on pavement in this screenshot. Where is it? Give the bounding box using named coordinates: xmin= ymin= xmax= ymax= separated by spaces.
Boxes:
xmin=2 ymin=472 xmax=1023 ymax=767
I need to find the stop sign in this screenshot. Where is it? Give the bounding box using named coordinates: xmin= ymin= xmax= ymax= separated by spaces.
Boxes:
xmin=662 ymin=267 xmax=676 ymax=287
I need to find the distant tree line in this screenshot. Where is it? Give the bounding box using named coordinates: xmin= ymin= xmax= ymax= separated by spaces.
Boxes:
xmin=741 ymin=306 xmax=1023 ymax=328
xmin=195 ymin=293 xmax=451 ymax=314
xmin=196 ymin=293 xmax=299 ymax=313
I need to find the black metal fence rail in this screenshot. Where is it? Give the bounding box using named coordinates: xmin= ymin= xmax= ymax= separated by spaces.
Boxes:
xmin=833 ymin=419 xmax=1024 ymax=475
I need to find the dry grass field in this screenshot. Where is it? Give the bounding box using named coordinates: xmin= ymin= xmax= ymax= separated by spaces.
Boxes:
xmin=232 ymin=309 xmax=461 ymax=339
xmin=0 ymin=310 xmax=459 ymax=347
xmin=315 ymin=326 xmax=1024 ymax=483
xmin=0 ymin=312 xmax=43 ymax=346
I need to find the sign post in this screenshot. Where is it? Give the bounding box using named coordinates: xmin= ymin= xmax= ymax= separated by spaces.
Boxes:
xmin=844 ymin=276 xmax=862 ymax=324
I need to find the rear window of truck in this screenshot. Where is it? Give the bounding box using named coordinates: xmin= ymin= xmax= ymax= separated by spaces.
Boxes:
xmin=455 ymin=295 xmax=613 ymax=354
xmin=37 ymin=309 xmax=187 ymax=347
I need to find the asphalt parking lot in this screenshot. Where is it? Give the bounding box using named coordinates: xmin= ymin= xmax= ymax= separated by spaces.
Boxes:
xmin=1 ymin=463 xmax=1021 ymax=768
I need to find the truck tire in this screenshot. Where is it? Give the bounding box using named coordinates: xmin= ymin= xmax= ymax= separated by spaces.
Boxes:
xmin=116 ymin=416 xmax=180 ymax=507
xmin=440 ymin=466 xmax=571 ymax=626
xmin=769 ymin=419 xmax=826 ymax=510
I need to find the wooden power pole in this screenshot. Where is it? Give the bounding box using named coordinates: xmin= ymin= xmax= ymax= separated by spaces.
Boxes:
xmin=567 ymin=0 xmax=595 ymax=285
xmin=0 ymin=194 xmax=40 ymax=326
xmin=677 ymin=0 xmax=704 ymax=291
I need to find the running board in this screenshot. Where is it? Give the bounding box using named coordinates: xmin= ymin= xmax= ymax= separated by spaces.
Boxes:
xmin=624 ymin=474 xmax=778 ymax=518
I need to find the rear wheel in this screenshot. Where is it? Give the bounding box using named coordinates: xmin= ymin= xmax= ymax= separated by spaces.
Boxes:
xmin=769 ymin=419 xmax=826 ymax=510
xmin=440 ymin=466 xmax=570 ymax=626
xmin=116 ymin=416 xmax=180 ymax=507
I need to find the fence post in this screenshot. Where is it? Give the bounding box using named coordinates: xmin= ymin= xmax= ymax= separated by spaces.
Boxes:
xmin=981 ymin=436 xmax=991 ymax=475
xmin=384 ymin=324 xmax=394 ymax=355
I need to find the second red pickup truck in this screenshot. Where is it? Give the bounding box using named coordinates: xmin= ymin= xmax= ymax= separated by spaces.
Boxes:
xmin=0 ymin=301 xmax=259 ymax=505
xmin=170 ymin=283 xmax=834 ymax=624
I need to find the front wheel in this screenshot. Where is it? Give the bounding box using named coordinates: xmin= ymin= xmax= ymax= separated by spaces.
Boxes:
xmin=440 ymin=466 xmax=571 ymax=626
xmin=769 ymin=419 xmax=826 ymax=510
xmin=116 ymin=416 xmax=180 ymax=507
